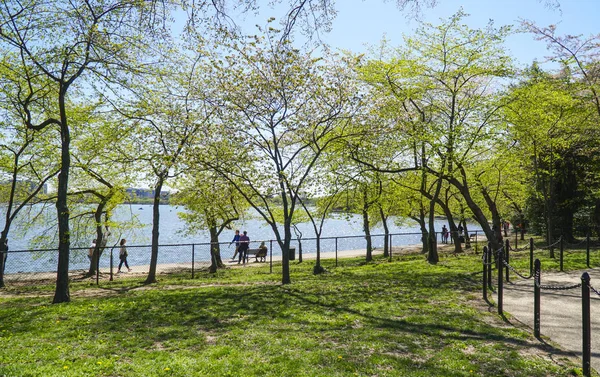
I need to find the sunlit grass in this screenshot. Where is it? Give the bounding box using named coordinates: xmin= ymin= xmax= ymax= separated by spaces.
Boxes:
xmin=0 ymin=249 xmax=589 ymax=376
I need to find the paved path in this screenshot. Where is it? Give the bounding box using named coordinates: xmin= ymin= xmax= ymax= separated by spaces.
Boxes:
xmin=492 ymin=268 xmax=600 ymax=373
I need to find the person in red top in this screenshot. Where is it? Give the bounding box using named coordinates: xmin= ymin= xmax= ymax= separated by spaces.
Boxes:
xmin=238 ymin=231 xmax=250 ymax=264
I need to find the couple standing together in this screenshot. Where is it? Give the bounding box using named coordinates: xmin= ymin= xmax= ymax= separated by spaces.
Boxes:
xmin=230 ymin=230 xmax=249 ymax=264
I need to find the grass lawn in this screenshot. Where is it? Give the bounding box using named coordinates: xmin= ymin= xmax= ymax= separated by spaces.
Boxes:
xmin=0 ymin=248 xmax=590 ymax=377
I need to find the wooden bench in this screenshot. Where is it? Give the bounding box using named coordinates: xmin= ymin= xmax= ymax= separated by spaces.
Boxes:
xmin=245 ymin=247 xmax=268 ymax=263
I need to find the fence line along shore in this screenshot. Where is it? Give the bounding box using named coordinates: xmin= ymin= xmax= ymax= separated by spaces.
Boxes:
xmin=1 ymin=242 xmax=455 ymax=286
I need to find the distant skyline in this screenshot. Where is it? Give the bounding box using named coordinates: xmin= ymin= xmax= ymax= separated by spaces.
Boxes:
xmin=232 ymin=0 xmax=599 ymax=68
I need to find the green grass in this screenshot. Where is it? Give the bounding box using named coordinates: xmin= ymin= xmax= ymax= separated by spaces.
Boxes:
xmin=0 ymin=251 xmax=589 ymax=377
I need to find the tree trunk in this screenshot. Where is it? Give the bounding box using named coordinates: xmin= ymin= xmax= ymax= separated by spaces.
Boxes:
xmin=208 ymin=226 xmax=221 ymax=273
xmin=442 ymin=170 xmax=502 ymax=252
xmin=0 ymin=232 xmax=7 ymax=288
xmin=87 ymin=200 xmax=107 ymax=277
xmin=362 ymin=188 xmax=372 ymax=262
xmin=53 ymin=91 xmax=71 ymax=304
xmin=412 ymin=206 xmax=429 ymax=255
xmin=145 ymin=179 xmax=164 ymax=284
xmin=462 ymin=218 xmax=471 ymax=249
xmin=380 ymin=207 xmax=390 ymax=258
xmin=282 ymin=221 xmax=291 ymax=284
xmin=447 ymin=216 xmax=462 ymax=254
xmin=427 ymin=177 xmax=444 ymax=264
xmin=313 ymin=236 xmax=324 ymax=274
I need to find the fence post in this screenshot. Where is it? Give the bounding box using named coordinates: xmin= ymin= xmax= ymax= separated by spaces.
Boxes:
xmin=582 ymin=272 xmax=591 ymax=377
xmin=335 ymin=237 xmax=338 ymax=267
xmin=191 ymin=244 xmax=195 ymax=279
xmin=389 ymin=234 xmax=393 ymax=261
xmin=497 ymin=248 xmax=504 ymax=315
xmin=269 ymin=240 xmax=273 ymax=274
xmin=515 ymin=227 xmax=518 ymax=250
xmin=586 ymin=233 xmax=590 ymax=268
xmin=529 ymin=238 xmax=534 ymax=277
xmin=505 ymin=239 xmax=510 ymax=282
xmin=483 ymin=246 xmax=488 ymax=301
xmin=534 ymin=259 xmax=541 ymax=338
xmin=559 ymin=236 xmax=564 ymax=272
xmin=475 ymin=231 xmax=478 ymax=254
xmin=110 ymin=249 xmax=114 ymax=281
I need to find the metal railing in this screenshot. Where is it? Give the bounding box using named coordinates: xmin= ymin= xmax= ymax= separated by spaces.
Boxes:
xmin=0 ymin=230 xmax=484 ymax=287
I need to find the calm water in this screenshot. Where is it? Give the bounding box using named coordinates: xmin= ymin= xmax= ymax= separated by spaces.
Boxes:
xmin=2 ymin=204 xmax=482 ymax=274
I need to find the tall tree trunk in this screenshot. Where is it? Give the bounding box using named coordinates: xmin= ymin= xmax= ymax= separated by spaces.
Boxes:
xmin=314 ymin=236 xmax=324 ymax=274
xmin=380 ymin=207 xmax=390 ymax=257
xmin=53 ymin=91 xmax=71 ymax=304
xmin=462 ymin=218 xmax=471 ymax=249
xmin=441 ymin=168 xmax=502 ymax=252
xmin=208 ymin=225 xmax=221 ymax=273
xmin=412 ymin=205 xmax=429 ymax=255
xmin=427 ymin=176 xmax=444 ymax=264
xmin=282 ymin=221 xmax=291 ymax=284
xmin=87 ymin=200 xmax=107 ymax=277
xmin=447 ymin=215 xmax=462 ymax=254
xmin=145 ymin=179 xmax=164 ymax=284
xmin=0 ymin=231 xmax=7 ymax=288
xmin=362 ymin=187 xmax=373 ymax=262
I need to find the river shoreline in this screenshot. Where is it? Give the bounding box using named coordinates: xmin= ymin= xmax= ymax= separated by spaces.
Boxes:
xmin=3 ymin=244 xmax=438 ymax=285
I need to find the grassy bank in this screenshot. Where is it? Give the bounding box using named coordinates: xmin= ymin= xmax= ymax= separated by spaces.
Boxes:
xmin=0 ymin=251 xmax=587 ymax=376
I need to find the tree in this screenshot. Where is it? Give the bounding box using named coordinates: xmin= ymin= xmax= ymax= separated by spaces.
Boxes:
xmin=68 ymin=108 xmax=137 ymax=276
xmin=172 ymin=172 xmax=247 ymax=272
xmin=201 ymin=25 xmax=360 ymax=284
xmin=113 ymin=49 xmax=216 ymax=284
xmin=0 ymin=62 xmax=60 ymax=287
xmin=355 ymin=11 xmax=514 ymax=254
xmin=0 ymin=0 xmax=166 ymax=303
xmin=505 ymin=64 xmax=598 ymax=246
xmin=521 ymin=24 xmax=600 ymax=240
xmin=297 ymin=155 xmax=359 ymax=273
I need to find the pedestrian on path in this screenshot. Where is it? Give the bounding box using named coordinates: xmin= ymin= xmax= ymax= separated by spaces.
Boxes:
xmin=230 ymin=230 xmax=240 ymax=260
xmin=118 ymin=238 xmax=132 ymax=273
xmin=238 ymin=231 xmax=250 ymax=264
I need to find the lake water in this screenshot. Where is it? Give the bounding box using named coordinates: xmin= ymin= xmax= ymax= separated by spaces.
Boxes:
xmin=2 ymin=204 xmax=482 ymax=274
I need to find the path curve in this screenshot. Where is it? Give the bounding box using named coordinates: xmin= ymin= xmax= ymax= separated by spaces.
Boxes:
xmin=492 ymin=268 xmax=600 ymax=373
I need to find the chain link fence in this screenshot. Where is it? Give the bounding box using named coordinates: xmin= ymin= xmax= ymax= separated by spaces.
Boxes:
xmin=0 ymin=231 xmax=475 ymax=287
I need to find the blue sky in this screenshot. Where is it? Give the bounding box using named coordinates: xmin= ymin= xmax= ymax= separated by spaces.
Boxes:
xmin=234 ymin=0 xmax=599 ymax=67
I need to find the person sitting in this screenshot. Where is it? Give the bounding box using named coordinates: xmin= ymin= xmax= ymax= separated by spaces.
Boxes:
xmin=256 ymin=241 xmax=268 ymax=262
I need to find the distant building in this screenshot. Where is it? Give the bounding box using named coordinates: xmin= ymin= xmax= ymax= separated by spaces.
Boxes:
xmin=125 ymin=188 xmax=170 ymax=201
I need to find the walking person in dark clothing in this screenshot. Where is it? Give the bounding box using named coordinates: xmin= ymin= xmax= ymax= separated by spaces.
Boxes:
xmin=118 ymin=238 xmax=132 ymax=273
xmin=238 ymin=231 xmax=250 ymax=264
xmin=230 ymin=230 xmax=241 ymax=260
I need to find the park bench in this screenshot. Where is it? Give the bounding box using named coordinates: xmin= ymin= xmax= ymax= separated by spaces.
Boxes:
xmin=245 ymin=247 xmax=268 ymax=263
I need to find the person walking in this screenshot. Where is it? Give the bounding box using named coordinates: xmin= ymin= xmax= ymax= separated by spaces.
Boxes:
xmin=230 ymin=230 xmax=241 ymax=260
xmin=238 ymin=231 xmax=250 ymax=264
xmin=441 ymin=225 xmax=449 ymax=244
xmin=118 ymin=238 xmax=132 ymax=273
